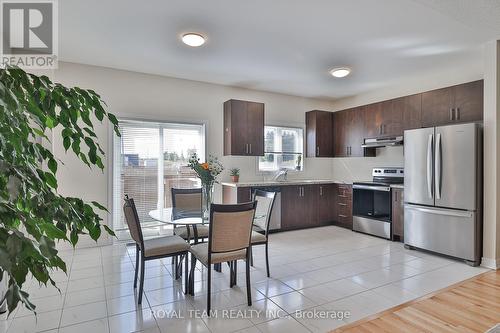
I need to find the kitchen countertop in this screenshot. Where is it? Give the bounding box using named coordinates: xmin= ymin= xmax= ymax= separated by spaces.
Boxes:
xmin=221 ymin=180 xmax=351 ymax=187
xmin=222 ymin=180 xmax=404 ymax=189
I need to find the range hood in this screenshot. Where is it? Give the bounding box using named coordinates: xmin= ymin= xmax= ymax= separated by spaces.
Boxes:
xmin=361 ymin=136 xmax=403 ymax=148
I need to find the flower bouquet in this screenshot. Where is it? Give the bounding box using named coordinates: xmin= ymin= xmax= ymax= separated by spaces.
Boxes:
xmin=188 ymin=153 xmax=224 ymax=220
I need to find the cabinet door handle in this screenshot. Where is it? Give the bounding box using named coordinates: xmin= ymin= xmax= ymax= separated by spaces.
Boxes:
xmin=316 ymin=146 xmax=319 ymax=156
xmin=320 ymin=186 xmax=323 ymax=196
xmin=338 ymin=214 xmax=347 ymax=218
xmin=338 ymin=203 xmax=347 ymax=206
xmin=379 ymin=125 xmax=382 ymax=135
xmin=449 ymin=108 xmax=454 ymax=121
xmin=245 ymin=144 xmax=248 ymax=154
xmin=455 ymin=108 xmax=460 ymax=120
xmin=249 ymin=143 xmax=252 ymax=154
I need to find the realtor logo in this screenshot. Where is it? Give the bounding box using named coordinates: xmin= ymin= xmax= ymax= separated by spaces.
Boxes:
xmin=1 ymin=0 xmax=58 ymax=68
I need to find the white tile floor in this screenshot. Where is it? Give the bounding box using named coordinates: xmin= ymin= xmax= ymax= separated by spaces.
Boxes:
xmin=1 ymin=226 xmax=489 ymax=333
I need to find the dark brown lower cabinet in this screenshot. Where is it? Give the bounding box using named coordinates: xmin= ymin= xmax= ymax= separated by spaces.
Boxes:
xmin=318 ymin=184 xmax=336 ymax=225
xmin=281 ymin=185 xmax=317 ymax=230
xmin=392 ymin=188 xmax=404 ymax=242
xmin=335 ymin=184 xmax=353 ymax=229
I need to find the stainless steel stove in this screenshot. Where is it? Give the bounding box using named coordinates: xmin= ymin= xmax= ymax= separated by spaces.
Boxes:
xmin=352 ymin=168 xmax=404 ymax=239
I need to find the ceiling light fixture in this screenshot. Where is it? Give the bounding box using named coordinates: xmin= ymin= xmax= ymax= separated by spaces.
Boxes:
xmin=330 ymin=67 xmax=351 ymax=78
xmin=181 ymin=33 xmax=206 ymax=47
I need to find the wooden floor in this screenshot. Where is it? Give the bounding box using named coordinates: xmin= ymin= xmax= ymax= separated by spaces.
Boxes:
xmin=333 ymin=270 xmax=500 ymax=333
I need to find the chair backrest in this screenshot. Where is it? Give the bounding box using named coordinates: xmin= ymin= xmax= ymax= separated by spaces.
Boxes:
xmin=209 ymin=202 xmax=256 ymax=254
xmin=171 ymin=188 xmax=202 ymax=220
xmin=123 ymin=195 xmax=144 ymax=248
xmin=253 ymin=189 xmax=276 ymax=236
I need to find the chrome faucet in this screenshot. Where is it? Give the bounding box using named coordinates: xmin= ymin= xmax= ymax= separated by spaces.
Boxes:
xmin=273 ymin=168 xmax=288 ymax=182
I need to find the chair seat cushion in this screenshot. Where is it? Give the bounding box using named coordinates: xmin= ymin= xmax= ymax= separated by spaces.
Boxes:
xmin=174 ymin=225 xmax=209 ymax=239
xmin=143 ymin=235 xmax=190 ymax=258
xmin=189 ymin=243 xmax=247 ymax=265
xmin=251 ymin=231 xmax=267 ymax=244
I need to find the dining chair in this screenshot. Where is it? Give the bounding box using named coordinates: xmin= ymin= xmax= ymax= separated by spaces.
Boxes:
xmin=171 ymin=188 xmax=209 ymax=242
xmin=188 ymin=202 xmax=257 ymax=313
xmin=250 ymin=189 xmax=276 ymax=277
xmin=123 ymin=195 xmax=190 ymax=304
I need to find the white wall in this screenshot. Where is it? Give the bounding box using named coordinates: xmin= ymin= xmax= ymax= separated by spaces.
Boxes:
xmin=483 ymin=40 xmax=500 ymax=268
xmin=330 ymin=147 xmax=404 ymax=183
xmin=48 ymin=62 xmax=335 ymax=246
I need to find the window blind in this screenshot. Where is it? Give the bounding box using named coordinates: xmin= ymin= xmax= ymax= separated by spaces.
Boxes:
xmin=112 ymin=120 xmax=205 ymax=241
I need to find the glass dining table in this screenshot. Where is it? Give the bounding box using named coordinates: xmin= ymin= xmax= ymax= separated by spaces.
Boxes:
xmin=148 ymin=207 xmax=267 ymax=243
xmin=149 ymin=207 xmax=266 ymax=276
xmin=149 ymin=207 xmax=207 ymax=243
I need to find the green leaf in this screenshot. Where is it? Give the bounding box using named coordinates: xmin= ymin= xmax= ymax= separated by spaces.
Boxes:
xmin=107 ymin=113 xmax=118 ymax=126
xmin=103 ymin=225 xmax=116 ymax=237
xmin=91 ymin=201 xmax=108 ymax=211
xmin=48 ymin=158 xmax=57 ymax=174
xmin=69 ymin=229 xmax=78 ymax=246
xmin=89 ymin=225 xmax=101 ymax=240
xmin=44 ymin=172 xmax=58 ymax=189
xmin=63 ymin=136 xmax=71 ymax=150
xmin=40 ymin=224 xmax=66 ymax=240
xmin=45 ymin=116 xmax=55 ymax=129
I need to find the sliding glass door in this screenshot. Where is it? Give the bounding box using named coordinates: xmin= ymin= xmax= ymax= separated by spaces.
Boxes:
xmin=112 ymin=119 xmax=205 ymax=241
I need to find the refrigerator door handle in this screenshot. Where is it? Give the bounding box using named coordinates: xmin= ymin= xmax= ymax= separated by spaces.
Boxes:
xmin=435 ymin=133 xmax=442 ymax=200
xmin=405 ymin=204 xmax=473 ymax=218
xmin=426 ymin=133 xmax=433 ymax=199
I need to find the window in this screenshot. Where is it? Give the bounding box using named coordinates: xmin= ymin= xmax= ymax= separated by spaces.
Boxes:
xmin=258 ymin=126 xmax=303 ymax=172
xmin=112 ymin=119 xmax=205 ymax=241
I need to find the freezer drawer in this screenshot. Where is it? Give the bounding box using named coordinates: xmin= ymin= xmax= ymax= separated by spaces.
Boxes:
xmin=404 ymin=204 xmax=479 ymax=263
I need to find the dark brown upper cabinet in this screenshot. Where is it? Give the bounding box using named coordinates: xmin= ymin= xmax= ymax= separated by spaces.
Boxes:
xmin=306 ymin=110 xmax=334 ymax=157
xmin=363 ymin=100 xmax=404 ymax=139
xmin=394 ymin=94 xmax=422 ymax=131
xmin=453 ymin=80 xmax=484 ymax=123
xmin=421 ymin=80 xmax=483 ymax=127
xmin=223 ymin=99 xmax=264 ymax=156
xmin=333 ymin=108 xmax=375 ymax=157
xmin=362 ymin=102 xmax=383 ymax=139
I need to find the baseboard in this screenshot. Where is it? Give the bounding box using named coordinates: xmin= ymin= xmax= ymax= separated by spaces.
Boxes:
xmin=481 ymin=257 xmax=500 ymax=269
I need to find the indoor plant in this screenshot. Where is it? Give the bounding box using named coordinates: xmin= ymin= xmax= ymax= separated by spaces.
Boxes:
xmin=229 ymin=168 xmax=240 ymax=182
xmin=187 ymin=153 xmax=223 ymax=220
xmin=0 ymin=66 xmax=119 ymax=314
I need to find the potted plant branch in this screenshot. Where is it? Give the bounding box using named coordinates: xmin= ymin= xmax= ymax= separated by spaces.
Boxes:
xmin=0 ymin=66 xmax=120 ymax=315
xmin=229 ymin=168 xmax=240 ymax=183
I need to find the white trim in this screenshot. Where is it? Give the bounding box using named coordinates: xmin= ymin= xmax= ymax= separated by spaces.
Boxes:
xmin=481 ymin=257 xmax=500 ymax=269
xmin=109 ymin=117 xmax=207 ymax=241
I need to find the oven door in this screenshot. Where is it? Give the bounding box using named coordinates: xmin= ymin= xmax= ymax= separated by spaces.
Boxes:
xmin=352 ymin=184 xmax=392 ymax=238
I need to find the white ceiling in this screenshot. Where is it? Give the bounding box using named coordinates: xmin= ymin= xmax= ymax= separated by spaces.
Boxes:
xmin=60 ymin=0 xmax=500 ymax=100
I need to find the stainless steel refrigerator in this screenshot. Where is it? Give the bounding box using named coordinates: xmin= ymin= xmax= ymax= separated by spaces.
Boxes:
xmin=404 ymin=122 xmax=482 ymax=266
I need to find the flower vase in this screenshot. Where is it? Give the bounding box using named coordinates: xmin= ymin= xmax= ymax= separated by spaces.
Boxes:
xmin=202 ymin=183 xmax=214 ymax=222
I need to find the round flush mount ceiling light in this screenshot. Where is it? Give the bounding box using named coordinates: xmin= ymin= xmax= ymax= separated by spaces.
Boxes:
xmin=181 ymin=33 xmax=206 ymax=47
xmin=330 ymin=67 xmax=351 ymax=78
